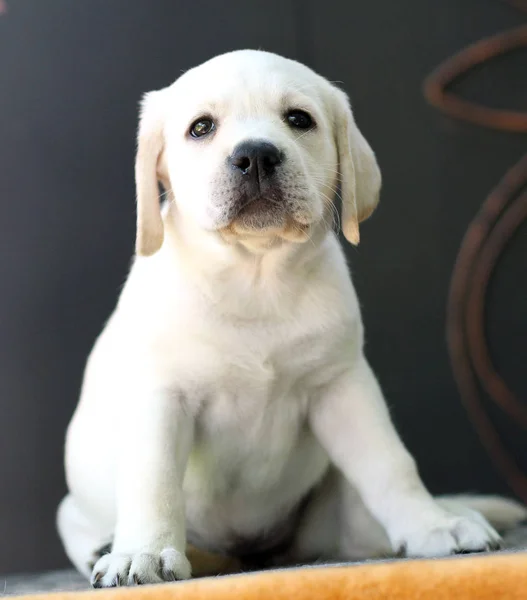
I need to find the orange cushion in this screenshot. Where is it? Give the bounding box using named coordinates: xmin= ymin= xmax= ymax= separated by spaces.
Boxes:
xmin=17 ymin=553 xmax=527 ymax=600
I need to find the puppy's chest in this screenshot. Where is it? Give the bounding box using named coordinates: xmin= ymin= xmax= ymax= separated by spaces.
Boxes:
xmin=203 ymin=376 xmax=307 ymax=433
xmin=194 ymin=328 xmax=329 ymax=434
xmin=199 ymin=362 xmax=310 ymax=456
xmin=195 ymin=314 xmax=341 ymax=392
xmin=191 ymin=344 xmax=316 ymax=486
xmin=187 ymin=315 xmax=343 ymax=449
xmin=188 ymin=389 xmax=316 ymax=504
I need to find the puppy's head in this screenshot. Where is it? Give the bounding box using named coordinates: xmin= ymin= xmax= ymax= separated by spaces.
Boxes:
xmin=135 ymin=50 xmax=381 ymax=256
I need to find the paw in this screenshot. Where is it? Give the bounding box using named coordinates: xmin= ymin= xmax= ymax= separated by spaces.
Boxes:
xmin=393 ymin=512 xmax=502 ymax=558
xmin=91 ymin=548 xmax=191 ymax=587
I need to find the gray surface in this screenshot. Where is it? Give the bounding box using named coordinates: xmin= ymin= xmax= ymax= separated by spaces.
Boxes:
xmin=1 ymin=570 xmax=87 ymax=597
xmin=3 ymin=526 xmax=527 ymax=596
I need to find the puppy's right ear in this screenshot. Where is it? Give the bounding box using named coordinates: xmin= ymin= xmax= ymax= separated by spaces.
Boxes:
xmin=135 ymin=90 xmax=166 ymax=256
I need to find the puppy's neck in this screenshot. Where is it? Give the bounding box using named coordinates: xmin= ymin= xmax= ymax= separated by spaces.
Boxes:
xmin=163 ymin=210 xmax=330 ymax=317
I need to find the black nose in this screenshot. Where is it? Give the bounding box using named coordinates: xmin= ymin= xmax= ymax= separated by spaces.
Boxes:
xmin=230 ymin=140 xmax=283 ymax=179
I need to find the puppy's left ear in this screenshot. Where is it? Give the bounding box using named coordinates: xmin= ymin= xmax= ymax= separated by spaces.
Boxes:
xmin=331 ymin=87 xmax=381 ymax=245
xmin=135 ymin=89 xmax=168 ymax=257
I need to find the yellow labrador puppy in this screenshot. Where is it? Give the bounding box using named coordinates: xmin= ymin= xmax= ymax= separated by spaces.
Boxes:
xmin=57 ymin=50 xmax=525 ymax=587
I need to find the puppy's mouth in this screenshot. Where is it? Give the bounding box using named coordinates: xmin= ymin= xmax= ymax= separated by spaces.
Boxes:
xmin=235 ymin=195 xmax=284 ymax=225
xmin=220 ymin=194 xmax=311 ymax=244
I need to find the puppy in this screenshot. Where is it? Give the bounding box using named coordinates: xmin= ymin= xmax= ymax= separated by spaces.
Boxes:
xmin=57 ymin=50 xmax=525 ymax=587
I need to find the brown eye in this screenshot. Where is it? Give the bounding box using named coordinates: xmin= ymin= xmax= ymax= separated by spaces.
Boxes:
xmin=190 ymin=118 xmax=215 ymax=138
xmin=286 ymin=110 xmax=313 ymax=129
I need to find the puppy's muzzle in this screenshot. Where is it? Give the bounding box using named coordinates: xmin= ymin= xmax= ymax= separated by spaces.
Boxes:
xmin=229 ymin=140 xmax=283 ymax=192
xmin=225 ymin=139 xmax=291 ymax=233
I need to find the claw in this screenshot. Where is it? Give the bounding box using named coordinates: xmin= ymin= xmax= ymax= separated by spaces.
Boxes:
xmin=91 ymin=573 xmax=103 ymax=588
xmin=488 ymin=540 xmax=502 ymax=552
xmin=456 ymin=547 xmax=488 ymax=555
xmin=162 ymin=569 xmax=177 ymax=582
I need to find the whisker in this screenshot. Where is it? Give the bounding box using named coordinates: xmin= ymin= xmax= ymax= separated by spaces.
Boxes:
xmin=310 ymin=167 xmax=344 ymax=178
xmin=159 ymin=187 xmax=174 ymax=203
xmin=319 ymin=190 xmax=342 ymax=234
xmin=293 ymin=222 xmax=318 ymax=250
xmin=309 ymin=180 xmax=341 ymax=195
xmin=307 ymin=172 xmax=341 ymax=184
xmin=294 ymin=128 xmax=317 ymax=143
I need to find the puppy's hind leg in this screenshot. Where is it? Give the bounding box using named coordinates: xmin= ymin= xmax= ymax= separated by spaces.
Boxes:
xmin=57 ymin=495 xmax=113 ymax=579
xmin=286 ymin=468 xmax=392 ymax=566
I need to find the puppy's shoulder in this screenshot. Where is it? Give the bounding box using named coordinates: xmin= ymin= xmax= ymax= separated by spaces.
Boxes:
xmin=312 ymin=234 xmax=361 ymax=313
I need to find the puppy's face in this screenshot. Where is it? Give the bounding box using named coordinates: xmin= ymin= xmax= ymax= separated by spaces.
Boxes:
xmin=135 ymin=50 xmax=381 ymax=255
xmin=163 ymin=52 xmax=336 ymax=243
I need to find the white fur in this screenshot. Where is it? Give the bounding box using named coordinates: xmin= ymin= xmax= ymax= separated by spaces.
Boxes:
xmin=57 ymin=50 xmax=524 ymax=587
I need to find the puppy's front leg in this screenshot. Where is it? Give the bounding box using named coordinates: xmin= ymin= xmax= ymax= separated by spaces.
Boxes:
xmin=92 ymin=392 xmax=193 ymax=587
xmin=310 ymin=357 xmax=501 ymax=557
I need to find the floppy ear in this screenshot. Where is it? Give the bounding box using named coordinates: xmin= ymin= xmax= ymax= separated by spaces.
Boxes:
xmin=135 ymin=90 xmax=167 ymax=256
xmin=331 ymin=87 xmax=381 ymax=245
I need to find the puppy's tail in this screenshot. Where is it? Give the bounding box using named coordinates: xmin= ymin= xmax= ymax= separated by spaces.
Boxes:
xmin=437 ymin=494 xmax=527 ymax=532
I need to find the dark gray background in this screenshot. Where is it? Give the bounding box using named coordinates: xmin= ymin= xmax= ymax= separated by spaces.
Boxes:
xmin=0 ymin=0 xmax=525 ymax=575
